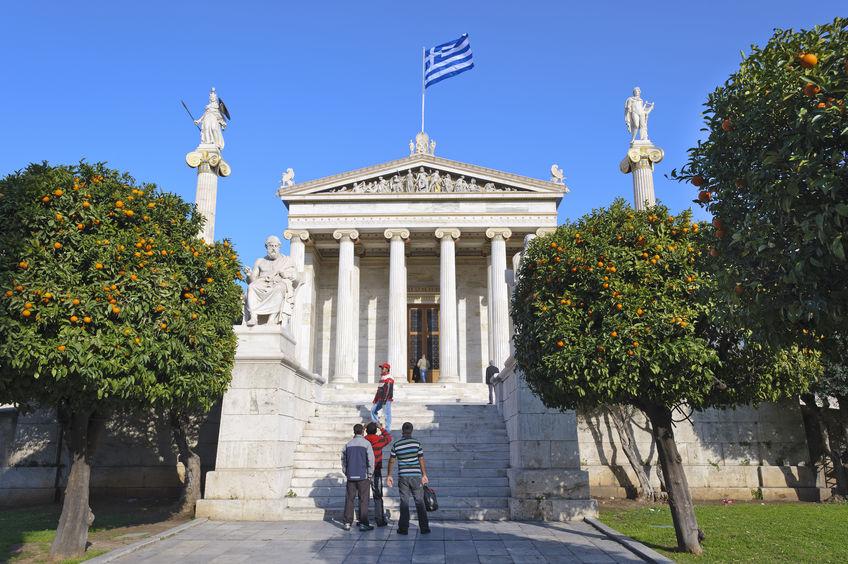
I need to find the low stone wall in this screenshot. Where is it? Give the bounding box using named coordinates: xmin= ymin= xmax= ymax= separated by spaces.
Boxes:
xmin=578 ymin=403 xmax=826 ymax=501
xmin=196 ymin=326 xmax=325 ymax=520
xmin=493 ymin=360 xmax=598 ymax=520
xmin=0 ymin=407 xmax=60 ymax=506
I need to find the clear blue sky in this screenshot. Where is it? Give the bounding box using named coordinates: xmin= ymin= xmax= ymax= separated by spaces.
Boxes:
xmin=2 ymin=2 xmax=841 ymax=259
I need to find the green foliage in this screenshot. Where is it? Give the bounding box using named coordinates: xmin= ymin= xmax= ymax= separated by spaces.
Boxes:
xmin=672 ymin=18 xmax=848 ymax=334
xmin=511 ymin=199 xmax=815 ymax=412
xmin=0 ymin=162 xmax=244 ymax=416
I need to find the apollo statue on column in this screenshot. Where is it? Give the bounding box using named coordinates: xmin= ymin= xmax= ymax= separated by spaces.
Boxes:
xmin=624 ymin=86 xmax=654 ymax=144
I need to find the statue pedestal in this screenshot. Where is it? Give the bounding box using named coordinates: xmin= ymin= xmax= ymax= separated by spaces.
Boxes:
xmin=619 ymin=143 xmax=664 ymax=211
xmin=196 ymin=323 xmax=324 ymax=520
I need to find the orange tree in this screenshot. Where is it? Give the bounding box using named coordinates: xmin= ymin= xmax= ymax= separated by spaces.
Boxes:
xmin=0 ymin=162 xmax=243 ymax=559
xmin=672 ymin=18 xmax=848 ymax=334
xmin=512 ymin=199 xmax=814 ymax=555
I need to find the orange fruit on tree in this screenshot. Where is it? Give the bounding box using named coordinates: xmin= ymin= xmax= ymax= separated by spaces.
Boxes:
xmin=70 ymin=315 xmax=79 ymax=323
xmin=115 ymin=200 xmax=124 ymax=208
xmin=76 ymin=223 xmax=84 ymax=230
xmin=734 ymin=284 xmax=744 ymax=296
xmin=22 ymin=309 xmax=31 ymax=317
xmin=803 ymin=83 xmax=821 ymax=97
xmin=556 ymin=340 xmax=565 ymax=348
xmin=82 ymin=201 xmax=91 ymax=209
xmin=636 ymin=308 xmax=644 ymax=316
xmin=610 ymin=331 xmax=618 ymax=338
xmin=83 ymin=316 xmax=91 ymax=324
xmin=816 ymin=102 xmax=827 ymax=109
xmin=698 ymin=190 xmax=712 ymax=203
xmin=799 ymin=53 xmax=818 ymax=68
xmin=57 ymin=345 xmax=66 ymax=352
xmin=112 ymin=306 xmax=121 ymax=314
xmin=53 ymin=242 xmax=62 ymax=250
xmin=721 ymin=118 xmax=732 ymax=132
xmin=4 ymin=290 xmax=12 ymax=297
xmin=72 ymin=298 xmax=80 ymax=305
xmin=95 ymin=263 xmax=103 ymax=270
xmin=41 ymin=195 xmax=51 ymax=203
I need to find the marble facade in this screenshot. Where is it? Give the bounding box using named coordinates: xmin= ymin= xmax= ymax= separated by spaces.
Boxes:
xmin=279 ymin=150 xmax=568 ymax=384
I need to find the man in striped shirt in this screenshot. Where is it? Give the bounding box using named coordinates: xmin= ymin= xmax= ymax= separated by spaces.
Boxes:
xmin=386 ymin=422 xmax=430 ymax=535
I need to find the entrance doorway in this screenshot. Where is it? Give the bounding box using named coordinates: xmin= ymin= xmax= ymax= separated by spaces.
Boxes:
xmin=407 ymin=305 xmax=440 ymax=383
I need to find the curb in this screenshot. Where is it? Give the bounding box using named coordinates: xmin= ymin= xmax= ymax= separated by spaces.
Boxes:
xmin=584 ymin=517 xmax=675 ymax=563
xmin=86 ymin=518 xmax=208 ymax=563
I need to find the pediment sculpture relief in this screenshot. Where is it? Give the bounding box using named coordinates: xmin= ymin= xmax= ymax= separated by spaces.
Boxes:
xmin=322 ymin=167 xmax=525 ymax=194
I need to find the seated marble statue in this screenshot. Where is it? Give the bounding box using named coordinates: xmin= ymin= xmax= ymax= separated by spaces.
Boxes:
xmin=243 ymin=235 xmax=300 ymax=327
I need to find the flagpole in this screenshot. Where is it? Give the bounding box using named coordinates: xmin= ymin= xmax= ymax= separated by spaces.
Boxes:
xmin=421 ymin=46 xmax=426 ymax=133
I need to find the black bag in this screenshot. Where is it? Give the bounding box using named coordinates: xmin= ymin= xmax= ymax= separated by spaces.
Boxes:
xmin=423 ymin=485 xmax=438 ymax=512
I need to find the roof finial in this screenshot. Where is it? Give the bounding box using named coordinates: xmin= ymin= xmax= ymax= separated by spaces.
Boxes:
xmin=409 ymin=131 xmax=436 ymax=156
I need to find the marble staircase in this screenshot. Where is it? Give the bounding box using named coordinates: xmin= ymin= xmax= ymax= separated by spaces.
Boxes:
xmin=284 ymin=383 xmax=510 ymax=520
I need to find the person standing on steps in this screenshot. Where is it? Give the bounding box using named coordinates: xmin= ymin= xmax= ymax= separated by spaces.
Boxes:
xmin=371 ymin=362 xmax=394 ymax=431
xmin=365 ymin=422 xmax=392 ymax=527
xmin=417 ymin=354 xmax=430 ymax=383
xmin=386 ymin=422 xmax=431 ymax=535
xmin=341 ymin=423 xmax=375 ymax=531
xmin=485 ymin=360 xmax=500 ymax=405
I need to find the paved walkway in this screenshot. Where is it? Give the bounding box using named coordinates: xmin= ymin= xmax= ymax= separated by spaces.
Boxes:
xmin=113 ymin=519 xmax=647 ymax=563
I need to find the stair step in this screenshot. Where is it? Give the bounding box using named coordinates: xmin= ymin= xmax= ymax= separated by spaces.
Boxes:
xmin=287 ymin=486 xmax=511 ymax=497
xmin=286 ymin=496 xmax=509 ymax=509
xmin=292 ymin=467 xmax=508 ymax=478
xmin=297 ymin=444 xmax=509 ymax=453
xmin=289 ymin=476 xmax=510 ymax=488
xmin=280 ymin=507 xmax=509 ymax=521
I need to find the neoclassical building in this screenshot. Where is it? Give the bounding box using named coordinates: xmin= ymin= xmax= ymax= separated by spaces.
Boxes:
xmin=277 ymin=133 xmax=567 ymax=384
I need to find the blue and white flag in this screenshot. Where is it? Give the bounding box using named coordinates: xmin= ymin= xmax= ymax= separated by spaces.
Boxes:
xmin=424 ymin=34 xmax=474 ymax=89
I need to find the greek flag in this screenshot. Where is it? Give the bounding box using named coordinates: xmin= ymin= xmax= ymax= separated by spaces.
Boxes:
xmin=424 ymin=34 xmax=474 ymax=88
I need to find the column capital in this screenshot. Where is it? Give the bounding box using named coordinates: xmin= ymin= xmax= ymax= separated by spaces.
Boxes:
xmin=485 ymin=227 xmax=512 ymax=240
xmin=333 ymin=229 xmax=359 ymax=242
xmin=384 ymin=228 xmax=410 ymax=241
xmin=535 ymin=227 xmax=556 ymax=237
xmin=435 ymin=227 xmax=461 ymax=240
xmin=283 ymin=229 xmax=310 ymax=242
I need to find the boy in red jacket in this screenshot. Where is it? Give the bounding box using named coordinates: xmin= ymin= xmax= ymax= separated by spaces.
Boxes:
xmin=370 ymin=362 xmax=394 ymax=431
xmin=365 ymin=422 xmax=392 ymax=527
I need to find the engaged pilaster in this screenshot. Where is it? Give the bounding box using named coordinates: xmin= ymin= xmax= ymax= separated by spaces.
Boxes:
xmin=435 ymin=228 xmax=461 ymax=383
xmin=487 ymin=228 xmax=512 ymax=369
xmin=384 ymin=229 xmax=410 ymax=383
xmin=333 ymin=229 xmax=359 ymax=382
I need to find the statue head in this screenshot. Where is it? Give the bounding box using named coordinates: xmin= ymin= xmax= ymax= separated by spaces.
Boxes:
xmin=265 ymin=235 xmax=281 ymax=259
xmin=633 ymin=86 xmax=641 ymax=97
xmin=209 ymin=87 xmax=219 ymax=103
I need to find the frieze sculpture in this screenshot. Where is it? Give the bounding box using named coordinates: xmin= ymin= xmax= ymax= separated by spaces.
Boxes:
xmin=624 ymin=86 xmax=655 ymax=144
xmin=243 ymin=235 xmax=300 ymax=327
xmin=324 ymin=167 xmax=524 ymax=194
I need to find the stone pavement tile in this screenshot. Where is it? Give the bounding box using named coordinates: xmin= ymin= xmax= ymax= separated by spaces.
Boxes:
xmin=473 ymin=539 xmax=509 ymax=556
xmin=178 ymin=541 xmax=241 ymax=563
xmin=413 ymin=540 xmax=446 ymax=561
xmin=208 ymin=555 xmax=251 ymax=564
xmin=480 ymin=557 xmax=513 ymax=564
xmin=583 ymin=537 xmax=645 ymax=563
xmin=504 ymin=540 xmax=546 ymax=563
xmin=533 ymin=539 xmax=577 ymax=556
xmin=444 ymin=540 xmax=477 ymax=556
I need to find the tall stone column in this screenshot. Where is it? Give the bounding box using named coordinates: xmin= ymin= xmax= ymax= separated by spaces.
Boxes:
xmin=486 ymin=255 xmax=494 ymax=365
xmin=284 ymin=229 xmax=313 ymax=370
xmin=436 ymin=228 xmax=461 ymax=383
xmin=333 ymin=229 xmax=359 ymax=382
xmin=384 ymin=229 xmax=409 ymax=382
xmin=487 ymin=228 xmax=512 ymax=369
xmin=619 ymin=144 xmax=664 ymax=211
xmin=185 ymin=150 xmax=231 ymax=244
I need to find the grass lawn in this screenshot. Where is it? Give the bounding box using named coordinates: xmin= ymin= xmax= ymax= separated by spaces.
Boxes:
xmin=0 ymin=499 xmax=189 ymax=563
xmin=598 ymin=500 xmax=848 ymax=563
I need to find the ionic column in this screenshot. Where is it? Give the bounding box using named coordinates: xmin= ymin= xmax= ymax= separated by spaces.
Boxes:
xmin=333 ymin=229 xmax=359 ymax=382
xmin=384 ymin=229 xmax=410 ymax=383
xmin=436 ymin=228 xmax=461 ymax=382
xmin=619 ymin=144 xmax=664 ymax=211
xmin=284 ymin=229 xmax=312 ymax=370
xmin=486 ymin=228 xmax=512 ymax=369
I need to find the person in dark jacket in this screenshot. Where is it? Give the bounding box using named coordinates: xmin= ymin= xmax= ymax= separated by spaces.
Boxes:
xmin=365 ymin=422 xmax=392 ymax=527
xmin=341 ymin=423 xmax=375 ymax=531
xmin=371 ymin=362 xmax=394 ymax=430
xmin=485 ymin=360 xmax=500 ymax=405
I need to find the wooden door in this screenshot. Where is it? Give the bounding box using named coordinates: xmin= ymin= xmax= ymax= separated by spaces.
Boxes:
xmin=407 ymin=305 xmax=440 ymax=383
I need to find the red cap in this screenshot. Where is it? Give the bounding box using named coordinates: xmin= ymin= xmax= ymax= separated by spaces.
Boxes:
xmin=379 ymin=362 xmax=391 ymax=370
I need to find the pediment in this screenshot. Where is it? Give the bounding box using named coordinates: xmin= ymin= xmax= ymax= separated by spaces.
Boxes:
xmin=277 ymin=154 xmax=568 ymax=201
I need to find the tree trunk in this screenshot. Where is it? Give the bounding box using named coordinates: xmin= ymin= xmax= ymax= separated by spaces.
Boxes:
xmin=643 ymin=403 xmax=703 ymax=555
xmin=801 ymin=394 xmax=848 ymax=497
xmin=50 ymin=410 xmax=104 ymax=560
xmin=606 ymin=405 xmax=655 ymax=501
xmin=170 ymin=411 xmax=201 ymax=516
